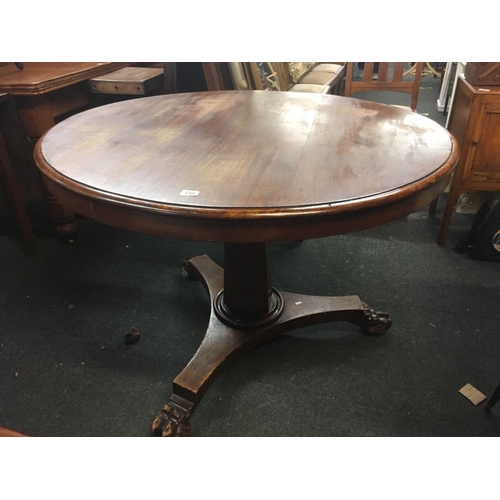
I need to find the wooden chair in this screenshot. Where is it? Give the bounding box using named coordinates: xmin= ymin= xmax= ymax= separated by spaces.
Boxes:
xmin=344 ymin=63 xmax=441 ymax=213
xmin=344 ymin=62 xmax=423 ymax=112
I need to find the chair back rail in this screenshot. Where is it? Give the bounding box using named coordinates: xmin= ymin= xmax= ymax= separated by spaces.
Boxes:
xmin=345 ymin=62 xmax=423 ymax=112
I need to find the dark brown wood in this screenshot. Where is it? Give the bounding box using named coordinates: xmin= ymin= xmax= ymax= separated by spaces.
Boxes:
xmin=0 ymin=132 xmax=37 ymax=256
xmin=428 ymin=197 xmax=439 ymax=215
xmin=219 ymin=243 xmax=281 ymax=327
xmin=34 ymin=91 xmax=458 ymax=242
xmin=0 ymin=96 xmax=37 ymax=256
xmin=464 ymin=63 xmax=500 ymax=86
xmin=16 ymin=94 xmax=55 ymax=138
xmin=201 ymin=63 xmax=233 ymax=91
xmin=344 ymin=62 xmax=423 ymax=112
xmin=152 ymin=255 xmax=390 ymax=437
xmin=33 ymin=90 xmax=458 ymax=436
xmin=437 ymin=76 xmax=500 ymax=244
xmin=163 ymin=63 xmax=177 ymax=94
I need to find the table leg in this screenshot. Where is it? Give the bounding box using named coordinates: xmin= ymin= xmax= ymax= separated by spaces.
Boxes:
xmin=0 ymin=132 xmax=37 ymax=257
xmin=16 ymin=95 xmax=78 ymax=239
xmin=152 ymin=245 xmax=392 ymax=437
xmin=437 ymin=181 xmax=463 ymax=246
xmin=44 ymin=192 xmax=79 ymax=240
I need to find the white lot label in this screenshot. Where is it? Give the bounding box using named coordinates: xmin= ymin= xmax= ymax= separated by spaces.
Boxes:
xmin=179 ymin=190 xmax=200 ymax=196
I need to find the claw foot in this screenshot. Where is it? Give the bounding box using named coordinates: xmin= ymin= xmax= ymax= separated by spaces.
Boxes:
xmin=151 ymin=395 xmax=194 ymax=437
xmin=358 ymin=302 xmax=392 ymax=335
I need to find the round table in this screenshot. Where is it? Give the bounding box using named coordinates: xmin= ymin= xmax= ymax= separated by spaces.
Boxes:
xmin=34 ymin=91 xmax=459 ymax=436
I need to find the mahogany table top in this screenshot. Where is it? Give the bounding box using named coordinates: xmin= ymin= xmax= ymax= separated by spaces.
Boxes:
xmin=34 ymin=91 xmax=459 ymax=242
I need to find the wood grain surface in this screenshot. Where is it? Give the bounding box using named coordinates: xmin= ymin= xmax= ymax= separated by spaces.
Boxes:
xmin=0 ymin=63 xmax=130 ymax=95
xmin=34 ymin=91 xmax=459 ymax=242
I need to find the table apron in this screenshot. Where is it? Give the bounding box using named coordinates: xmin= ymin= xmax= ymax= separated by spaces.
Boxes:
xmin=41 ymin=173 xmax=452 ymax=243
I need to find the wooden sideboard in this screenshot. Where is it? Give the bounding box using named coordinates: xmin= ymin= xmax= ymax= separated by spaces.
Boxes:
xmin=437 ymin=75 xmax=500 ymax=245
xmin=0 ymin=63 xmax=130 ymax=135
xmin=0 ymin=62 xmax=130 ymax=238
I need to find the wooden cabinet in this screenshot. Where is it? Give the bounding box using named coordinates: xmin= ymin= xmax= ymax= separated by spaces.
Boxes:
xmin=438 ymin=75 xmax=500 ymax=244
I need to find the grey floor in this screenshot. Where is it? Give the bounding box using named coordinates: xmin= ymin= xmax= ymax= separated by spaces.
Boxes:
xmin=1 ymin=71 xmax=500 ymax=437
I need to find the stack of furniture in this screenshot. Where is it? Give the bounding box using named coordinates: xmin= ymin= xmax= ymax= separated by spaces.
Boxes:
xmin=284 ymin=62 xmax=346 ymax=94
xmin=246 ymin=62 xmax=346 ymax=95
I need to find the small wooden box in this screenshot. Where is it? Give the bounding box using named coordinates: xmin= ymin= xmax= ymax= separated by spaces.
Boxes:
xmin=89 ymin=67 xmax=164 ymax=95
xmin=464 ymin=62 xmax=500 ymax=86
